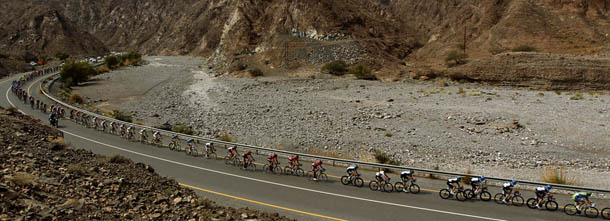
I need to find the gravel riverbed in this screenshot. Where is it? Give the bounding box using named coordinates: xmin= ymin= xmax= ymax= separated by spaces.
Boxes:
xmin=73 ymin=56 xmax=610 ymax=189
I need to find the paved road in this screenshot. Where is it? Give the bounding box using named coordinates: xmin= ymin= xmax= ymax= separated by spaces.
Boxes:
xmin=2 ymin=73 xmax=605 ymax=221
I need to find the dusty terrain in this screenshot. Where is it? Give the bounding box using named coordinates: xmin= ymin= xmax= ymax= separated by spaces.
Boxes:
xmin=0 ymin=107 xmax=291 ymax=220
xmin=74 ymin=56 xmax=610 ymax=189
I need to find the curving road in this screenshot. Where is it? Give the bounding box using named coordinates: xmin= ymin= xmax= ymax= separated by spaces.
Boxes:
xmin=1 ymin=72 xmax=602 ymax=221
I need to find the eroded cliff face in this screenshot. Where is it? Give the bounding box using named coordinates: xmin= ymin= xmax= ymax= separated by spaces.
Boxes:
xmin=1 ymin=0 xmax=609 ymax=87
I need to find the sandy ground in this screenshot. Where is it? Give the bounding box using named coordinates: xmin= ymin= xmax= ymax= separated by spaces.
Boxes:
xmin=73 ymin=56 xmax=610 ymax=189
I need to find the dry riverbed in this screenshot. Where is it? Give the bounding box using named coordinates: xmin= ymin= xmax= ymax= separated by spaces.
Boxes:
xmin=72 ymin=56 xmax=610 ymax=189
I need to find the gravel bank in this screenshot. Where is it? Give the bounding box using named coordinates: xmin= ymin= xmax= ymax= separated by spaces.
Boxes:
xmin=76 ymin=56 xmax=610 ymax=189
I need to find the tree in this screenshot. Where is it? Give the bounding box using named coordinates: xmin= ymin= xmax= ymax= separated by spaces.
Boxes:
xmin=59 ymin=61 xmax=96 ymax=87
xmin=321 ymin=60 xmax=348 ymax=76
xmin=104 ymin=55 xmax=120 ymax=67
xmin=55 ymin=51 xmax=70 ymax=61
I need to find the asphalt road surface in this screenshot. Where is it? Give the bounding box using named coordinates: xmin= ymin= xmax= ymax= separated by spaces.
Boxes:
xmin=2 ymin=73 xmax=607 ymax=221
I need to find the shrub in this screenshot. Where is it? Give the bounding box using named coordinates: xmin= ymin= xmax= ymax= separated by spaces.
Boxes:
xmin=108 ymin=154 xmax=131 ymax=164
xmin=69 ymin=93 xmax=84 ymax=104
xmin=121 ymin=51 xmax=142 ymax=64
xmin=349 ymin=63 xmax=376 ymax=80
xmin=49 ymin=137 xmax=68 ymax=150
xmin=172 ymin=125 xmax=193 ymax=135
xmin=97 ymin=66 xmax=110 ymax=73
xmin=321 ymin=60 xmax=348 ymax=76
xmin=541 ymin=166 xmax=577 ymax=185
xmin=218 ymin=131 xmax=233 ymax=142
xmin=11 ymin=172 xmax=35 ymax=186
xmin=570 ymin=93 xmax=584 ymax=100
xmin=512 ymin=45 xmax=537 ymax=52
xmin=55 ymin=51 xmax=70 ymax=61
xmin=445 ymin=50 xmax=468 ymax=67
xmin=373 ymin=150 xmax=398 ymax=165
xmin=59 ymin=61 xmax=96 ymax=87
xmin=104 ymin=56 xmax=121 ymax=68
xmin=248 ymin=68 xmax=263 ymax=77
xmin=384 ymin=132 xmax=393 ymax=137
xmin=111 ymin=110 xmax=133 ymax=123
xmin=67 ymin=163 xmax=86 ymax=175
xmin=462 ymin=167 xmax=472 ymax=184
xmin=7 ymin=106 xmax=18 ymax=114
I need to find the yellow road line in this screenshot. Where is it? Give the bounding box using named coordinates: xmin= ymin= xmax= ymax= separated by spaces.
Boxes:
xmin=27 ymin=75 xmax=47 ymax=95
xmin=179 ymin=183 xmax=347 ymax=221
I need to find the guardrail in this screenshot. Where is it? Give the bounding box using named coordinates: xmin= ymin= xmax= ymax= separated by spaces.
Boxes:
xmin=39 ymin=73 xmax=610 ymax=194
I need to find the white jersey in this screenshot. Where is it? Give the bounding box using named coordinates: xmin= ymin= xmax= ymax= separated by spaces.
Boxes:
xmin=471 ymin=177 xmax=480 ymax=183
xmin=503 ymin=183 xmax=512 ymax=188
xmin=401 ymin=171 xmax=412 ymax=176
xmin=536 ymin=186 xmax=545 ymax=192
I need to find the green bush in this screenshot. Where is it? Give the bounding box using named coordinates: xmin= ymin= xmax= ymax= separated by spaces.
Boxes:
xmin=121 ymin=51 xmax=142 ymax=64
xmin=172 ymin=125 xmax=193 ymax=135
xmin=55 ymin=51 xmax=69 ymax=61
xmin=512 ymin=45 xmax=537 ymax=52
xmin=248 ymin=68 xmax=263 ymax=77
xmin=111 ymin=110 xmax=133 ymax=123
xmin=445 ymin=50 xmax=468 ymax=67
xmin=59 ymin=61 xmax=97 ymax=87
xmin=104 ymin=56 xmax=121 ymax=67
xmin=69 ymin=93 xmax=84 ymax=104
xmin=321 ymin=60 xmax=348 ymax=76
xmin=349 ymin=63 xmax=376 ymax=80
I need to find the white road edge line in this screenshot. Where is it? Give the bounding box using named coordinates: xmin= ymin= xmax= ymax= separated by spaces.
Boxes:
xmin=60 ymin=130 xmax=506 ymax=221
xmin=7 ymin=80 xmax=505 ymax=221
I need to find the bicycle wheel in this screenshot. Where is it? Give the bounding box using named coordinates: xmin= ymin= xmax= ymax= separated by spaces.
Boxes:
xmin=224 ymin=156 xmax=233 ymax=165
xmin=439 ymin=189 xmax=451 ymax=199
xmin=306 ymin=171 xmax=313 ymax=178
xmin=409 ymin=184 xmax=420 ymax=194
xmin=456 ymin=191 xmax=467 ymax=201
xmin=248 ymin=163 xmax=256 ymax=172
xmin=601 ymin=208 xmax=610 ymax=219
xmin=545 ymin=200 xmax=558 ymax=211
xmin=273 ymin=166 xmax=283 ymax=174
xmin=526 ymin=198 xmax=538 ymax=209
xmin=585 ymin=207 xmax=599 ymax=218
xmin=353 ymin=178 xmax=364 ymax=187
xmin=564 ymin=204 xmax=578 ymax=215
xmin=494 ymin=193 xmax=505 ymax=204
xmin=511 ymin=195 xmax=524 ymax=206
xmin=463 ymin=189 xmax=474 ymax=200
xmin=479 ymin=191 xmax=491 ymax=201
xmin=206 ymin=152 xmax=217 ymax=159
xmin=382 ymin=183 xmax=393 ymax=192
xmin=369 ymin=181 xmax=380 ymax=191
xmin=341 ymin=176 xmax=350 ymax=185
xmin=285 ymin=166 xmax=294 ymax=176
xmin=394 ymin=182 xmax=405 ymax=192
xmin=169 ymin=143 xmax=175 ymax=151
xmin=263 ymin=164 xmax=270 ymax=173
xmin=319 ymin=173 xmax=327 ymax=181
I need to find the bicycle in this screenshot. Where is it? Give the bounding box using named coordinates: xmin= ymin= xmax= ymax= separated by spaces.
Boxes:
xmin=152 ymin=136 xmax=162 ymax=147
xmin=526 ymin=193 xmax=558 ymax=211
xmin=440 ymin=186 xmax=468 ymax=201
xmin=224 ymin=154 xmax=239 ymax=166
xmin=186 ymin=144 xmax=199 ymax=156
xmin=239 ymin=159 xmax=257 ymax=172
xmin=126 ymin=131 xmax=134 ymax=141
xmin=284 ymin=164 xmax=304 ymax=176
xmin=168 ymin=140 xmax=180 ymax=151
xmin=263 ymin=162 xmax=283 ymax=174
xmin=306 ymin=168 xmax=328 ymax=181
xmin=494 ymin=190 xmax=524 ymax=206
xmin=564 ymin=201 xmax=599 ymax=218
xmin=464 ymin=186 xmax=491 ymax=201
xmin=203 ymin=147 xmax=217 ymax=159
xmin=601 ymin=207 xmax=610 ymax=220
xmin=394 ymin=178 xmax=420 ymax=194
xmin=369 ymin=178 xmax=393 ymax=192
xmin=341 ymin=174 xmax=364 ymax=187
xmin=140 ymin=134 xmax=148 ymax=144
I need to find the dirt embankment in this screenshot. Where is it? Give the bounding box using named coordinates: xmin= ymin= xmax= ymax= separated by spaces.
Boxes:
xmin=0 ymin=108 xmax=291 ymax=220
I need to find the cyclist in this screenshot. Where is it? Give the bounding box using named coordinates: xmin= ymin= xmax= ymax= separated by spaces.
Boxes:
xmin=400 ymin=169 xmax=415 ymax=192
xmin=187 ymin=139 xmax=195 ymax=151
xmin=288 ymin=155 xmax=300 ymax=169
xmin=502 ymin=180 xmax=518 ymax=203
xmin=92 ymin=117 xmax=98 ymax=129
xmin=312 ymin=160 xmax=324 ymax=181
xmin=205 ymin=142 xmax=215 ymax=154
xmin=470 ymin=176 xmax=486 ymax=194
xmin=346 ymin=164 xmax=359 ymax=180
xmin=572 ymin=192 xmax=592 ymax=213
xmin=119 ymin=124 xmax=126 ymax=136
xmin=126 ymin=126 xmax=133 ymax=138
xmin=139 ymin=128 xmax=148 ymax=141
xmin=242 ymin=151 xmax=255 ymax=169
xmin=153 ymin=131 xmax=161 ymax=144
xmin=267 ymin=153 xmax=279 ymax=171
xmin=100 ymin=120 xmax=107 ymax=131
xmin=109 ymin=121 xmax=116 ymax=133
xmin=447 ymin=176 xmax=462 ymax=195
xmin=535 ymin=185 xmax=552 ymax=209
xmin=169 ymin=135 xmax=178 ymax=146
xmin=375 ymin=169 xmax=389 ymax=186
xmin=227 ymin=145 xmax=238 ymax=160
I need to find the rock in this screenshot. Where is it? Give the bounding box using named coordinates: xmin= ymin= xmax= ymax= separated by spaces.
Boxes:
xmin=241 ymin=213 xmax=249 ymax=219
xmin=172 ymin=197 xmax=183 ymax=205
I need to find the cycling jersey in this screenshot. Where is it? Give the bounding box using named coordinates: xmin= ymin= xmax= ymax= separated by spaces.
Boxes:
xmin=502 ymin=182 xmax=513 ymax=188
xmin=400 ymin=171 xmax=413 ymax=181
xmin=267 ymin=154 xmax=277 ymax=160
xmin=470 ymin=177 xmax=481 ymax=184
xmin=312 ymin=161 xmax=322 ymax=168
xmin=502 ymin=182 xmax=514 ymax=194
xmin=187 ymin=139 xmax=194 ymax=144
xmin=289 ymin=156 xmax=298 ymax=162
xmin=535 ymin=186 xmax=546 ymax=192
xmin=139 ymin=130 xmax=146 ymax=134
xmin=572 ymin=192 xmax=589 ymax=202
xmin=376 ymin=171 xmax=386 ymax=179
xmin=448 ymin=178 xmax=459 ymax=183
xmin=228 ymin=146 xmax=236 ymax=151
xmin=243 ymin=152 xmax=252 ymax=158
xmin=346 ymin=166 xmax=357 ymax=173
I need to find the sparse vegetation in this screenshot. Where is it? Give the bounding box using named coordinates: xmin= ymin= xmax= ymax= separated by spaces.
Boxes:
xmin=512 ymin=45 xmax=537 ymax=52
xmin=570 ymin=93 xmax=584 ymax=100
xmin=248 ymin=68 xmax=263 ymax=77
xmin=462 ymin=167 xmax=472 ymax=184
xmin=96 ymin=66 xmax=111 ymax=73
xmin=373 ymin=150 xmax=400 ymax=165
xmin=59 ymin=61 xmax=97 ymax=87
xmin=321 ymin=60 xmax=348 ymax=76
xmin=7 ymin=106 xmax=18 ymax=114
xmin=554 ymin=90 xmax=562 ymax=95
xmin=107 ymin=154 xmax=131 ymax=164
xmin=218 ymin=131 xmax=234 ymax=142
xmin=172 ymin=125 xmax=193 ymax=135
xmin=55 ymin=51 xmax=70 ymax=61
xmin=541 ymin=166 xmax=577 ymax=185
xmin=537 ymin=92 xmax=545 ymax=97
xmin=384 ymin=132 xmax=393 ymax=137
xmin=69 ymin=92 xmax=84 ymax=104
xmin=350 ymin=63 xmax=376 ymax=80
xmin=104 ymin=55 xmax=121 ymax=68
xmin=120 ymin=51 xmax=143 ymax=65
xmin=49 ymin=137 xmax=68 ymax=150
xmin=111 ymin=110 xmax=133 ymax=123
xmin=67 ymin=163 xmax=86 ymax=175
xmin=11 ymin=172 xmax=35 ymax=186
xmin=445 ymin=50 xmax=468 ymax=67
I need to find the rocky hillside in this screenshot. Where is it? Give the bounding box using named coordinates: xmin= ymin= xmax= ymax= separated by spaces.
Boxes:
xmin=0 ymin=107 xmax=291 ymax=220
xmin=1 ymin=0 xmax=609 ymax=88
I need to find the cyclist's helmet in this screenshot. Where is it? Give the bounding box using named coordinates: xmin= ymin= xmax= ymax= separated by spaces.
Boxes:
xmin=456 ymin=176 xmax=463 ymax=180
xmin=273 ymin=153 xmax=278 ymax=157
xmin=510 ymin=180 xmax=518 ymax=186
xmin=318 ymin=160 xmax=323 ymax=165
xmin=545 ymin=185 xmax=552 ymax=191
xmin=172 ymin=135 xmax=178 ymax=139
xmin=206 ymin=143 xmax=211 ymax=147
xmin=246 ymin=150 xmax=252 ymax=154
xmin=480 ymin=176 xmax=486 ymax=180
xmin=294 ymin=155 xmax=299 ymax=159
xmin=586 ymin=192 xmax=592 ymax=196
xmin=354 ymin=164 xmax=359 ymax=169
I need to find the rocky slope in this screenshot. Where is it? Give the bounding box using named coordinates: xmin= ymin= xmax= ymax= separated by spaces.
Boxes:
xmin=1 ymin=0 xmax=609 ymax=87
xmin=0 ymin=107 xmax=291 ymax=220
